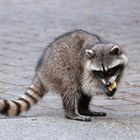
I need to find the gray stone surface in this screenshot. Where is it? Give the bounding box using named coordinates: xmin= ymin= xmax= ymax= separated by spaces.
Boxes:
xmin=0 ymin=0 xmax=140 ymax=140
xmin=1 ymin=116 xmax=140 ymax=140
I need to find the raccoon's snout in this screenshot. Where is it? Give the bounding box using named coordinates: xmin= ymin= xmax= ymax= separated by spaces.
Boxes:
xmin=105 ymin=81 xmax=111 ymax=87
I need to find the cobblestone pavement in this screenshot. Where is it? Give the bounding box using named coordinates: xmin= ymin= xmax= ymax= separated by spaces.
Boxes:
xmin=0 ymin=0 xmax=140 ymax=140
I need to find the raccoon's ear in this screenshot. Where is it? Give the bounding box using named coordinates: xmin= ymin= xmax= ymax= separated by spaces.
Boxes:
xmin=110 ymin=45 xmax=121 ymax=56
xmin=85 ymin=50 xmax=96 ymax=59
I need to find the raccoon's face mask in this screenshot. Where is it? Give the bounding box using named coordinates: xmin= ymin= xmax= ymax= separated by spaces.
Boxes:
xmin=86 ymin=44 xmax=128 ymax=97
xmin=91 ymin=63 xmax=124 ymax=96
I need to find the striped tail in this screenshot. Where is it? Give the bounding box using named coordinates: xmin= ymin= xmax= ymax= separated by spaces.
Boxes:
xmin=0 ymin=80 xmax=45 ymax=116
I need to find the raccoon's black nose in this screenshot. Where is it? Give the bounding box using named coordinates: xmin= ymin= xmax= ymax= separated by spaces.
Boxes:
xmin=105 ymin=82 xmax=111 ymax=87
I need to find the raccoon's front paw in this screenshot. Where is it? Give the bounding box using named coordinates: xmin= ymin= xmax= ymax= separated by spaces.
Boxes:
xmin=80 ymin=110 xmax=106 ymax=117
xmin=91 ymin=111 xmax=106 ymax=116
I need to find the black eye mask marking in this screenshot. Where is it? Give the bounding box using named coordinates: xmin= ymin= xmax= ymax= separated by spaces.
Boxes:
xmin=93 ymin=71 xmax=104 ymax=79
xmin=92 ymin=64 xmax=124 ymax=78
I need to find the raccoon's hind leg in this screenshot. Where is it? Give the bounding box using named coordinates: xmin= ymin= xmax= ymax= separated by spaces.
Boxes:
xmin=78 ymin=93 xmax=106 ymax=116
xmin=61 ymin=83 xmax=91 ymax=122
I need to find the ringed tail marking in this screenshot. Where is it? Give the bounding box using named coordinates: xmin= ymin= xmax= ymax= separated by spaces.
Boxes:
xmin=0 ymin=84 xmax=45 ymax=116
xmin=0 ymin=100 xmax=10 ymax=115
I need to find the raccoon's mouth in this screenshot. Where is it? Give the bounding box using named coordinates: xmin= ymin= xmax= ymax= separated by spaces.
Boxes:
xmin=101 ymin=82 xmax=117 ymax=97
xmin=105 ymin=87 xmax=117 ymax=97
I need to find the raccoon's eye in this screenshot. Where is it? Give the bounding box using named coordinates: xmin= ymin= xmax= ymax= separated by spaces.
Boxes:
xmin=92 ymin=70 xmax=104 ymax=78
xmin=107 ymin=69 xmax=114 ymax=77
xmin=107 ymin=64 xmax=123 ymax=77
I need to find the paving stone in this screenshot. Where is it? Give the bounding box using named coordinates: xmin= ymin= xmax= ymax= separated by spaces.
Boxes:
xmin=116 ymin=93 xmax=140 ymax=104
xmin=92 ymin=96 xmax=136 ymax=106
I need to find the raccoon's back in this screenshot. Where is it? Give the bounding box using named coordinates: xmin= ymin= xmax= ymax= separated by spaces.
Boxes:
xmin=38 ymin=37 xmax=82 ymax=81
xmin=37 ymin=30 xmax=101 ymax=71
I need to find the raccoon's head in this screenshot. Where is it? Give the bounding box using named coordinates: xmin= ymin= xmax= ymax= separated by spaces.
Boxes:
xmin=84 ymin=43 xmax=128 ymax=97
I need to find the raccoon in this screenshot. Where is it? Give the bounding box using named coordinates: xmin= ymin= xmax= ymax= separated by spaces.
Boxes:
xmin=0 ymin=30 xmax=128 ymax=121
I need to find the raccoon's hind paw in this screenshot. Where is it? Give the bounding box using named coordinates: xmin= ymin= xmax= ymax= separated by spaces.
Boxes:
xmin=79 ymin=110 xmax=106 ymax=117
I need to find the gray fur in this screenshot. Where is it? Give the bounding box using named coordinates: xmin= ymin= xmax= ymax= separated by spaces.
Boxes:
xmin=34 ymin=30 xmax=127 ymax=121
xmin=0 ymin=30 xmax=127 ymax=121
